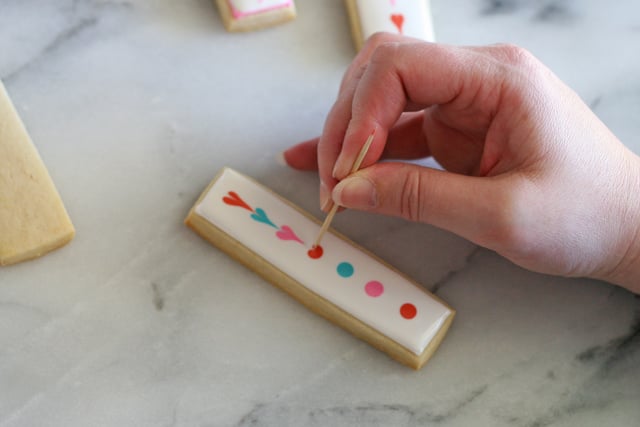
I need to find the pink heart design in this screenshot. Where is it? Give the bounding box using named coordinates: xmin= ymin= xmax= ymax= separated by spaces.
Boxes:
xmin=276 ymin=225 xmax=304 ymax=244
xmin=222 ymin=191 xmax=253 ymax=212
xmin=391 ymin=13 xmax=404 ymax=34
xmin=390 ymin=0 xmax=396 ymax=6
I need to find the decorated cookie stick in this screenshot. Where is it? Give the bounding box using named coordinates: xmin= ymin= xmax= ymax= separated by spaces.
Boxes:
xmin=215 ymin=0 xmax=296 ymax=32
xmin=185 ymin=168 xmax=454 ymax=369
xmin=0 ymin=81 xmax=75 ymax=266
xmin=345 ymin=0 xmax=435 ymax=51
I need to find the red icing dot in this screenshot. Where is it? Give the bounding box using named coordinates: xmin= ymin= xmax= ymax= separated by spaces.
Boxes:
xmin=307 ymin=245 xmax=323 ymax=259
xmin=400 ymin=303 xmax=417 ymax=319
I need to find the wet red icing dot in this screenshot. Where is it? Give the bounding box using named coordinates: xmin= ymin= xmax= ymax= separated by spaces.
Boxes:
xmin=400 ymin=303 xmax=417 ymax=319
xmin=307 ymin=245 xmax=323 ymax=259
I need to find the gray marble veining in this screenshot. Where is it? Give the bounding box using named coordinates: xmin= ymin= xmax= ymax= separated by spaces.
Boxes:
xmin=1 ymin=0 xmax=639 ymax=426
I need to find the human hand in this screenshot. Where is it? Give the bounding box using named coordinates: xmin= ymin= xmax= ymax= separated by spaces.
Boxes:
xmin=283 ymin=33 xmax=640 ymax=293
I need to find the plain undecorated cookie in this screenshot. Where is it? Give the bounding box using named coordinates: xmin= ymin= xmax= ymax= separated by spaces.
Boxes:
xmin=0 ymin=81 xmax=75 ymax=266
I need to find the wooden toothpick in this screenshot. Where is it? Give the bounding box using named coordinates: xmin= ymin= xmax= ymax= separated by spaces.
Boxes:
xmin=312 ymin=129 xmax=376 ymax=249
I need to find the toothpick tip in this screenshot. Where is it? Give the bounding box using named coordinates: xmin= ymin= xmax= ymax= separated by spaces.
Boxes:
xmin=313 ymin=129 xmax=376 ymax=248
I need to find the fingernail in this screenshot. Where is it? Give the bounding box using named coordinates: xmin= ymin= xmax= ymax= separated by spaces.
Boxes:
xmin=333 ymin=176 xmax=377 ymax=209
xmin=332 ymin=155 xmax=350 ymax=180
xmin=275 ymin=151 xmax=288 ymax=167
xmin=320 ymin=182 xmax=332 ymax=211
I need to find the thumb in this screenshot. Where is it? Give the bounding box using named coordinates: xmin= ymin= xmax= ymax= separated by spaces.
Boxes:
xmin=332 ymin=162 xmax=503 ymax=244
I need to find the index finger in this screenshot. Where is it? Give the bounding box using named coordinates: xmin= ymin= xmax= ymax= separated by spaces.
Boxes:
xmin=317 ymin=33 xmax=422 ymax=199
xmin=331 ymin=42 xmax=480 ymax=180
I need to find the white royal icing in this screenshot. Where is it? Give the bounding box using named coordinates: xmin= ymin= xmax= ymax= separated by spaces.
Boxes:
xmin=228 ymin=0 xmax=292 ymax=18
xmin=195 ymin=168 xmax=452 ymax=355
xmin=356 ymin=0 xmax=435 ymax=42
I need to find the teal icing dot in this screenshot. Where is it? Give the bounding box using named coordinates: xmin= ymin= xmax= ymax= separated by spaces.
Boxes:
xmin=337 ymin=262 xmax=354 ymax=278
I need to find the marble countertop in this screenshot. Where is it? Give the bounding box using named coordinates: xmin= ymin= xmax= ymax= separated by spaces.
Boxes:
xmin=1 ymin=1 xmax=639 ymax=426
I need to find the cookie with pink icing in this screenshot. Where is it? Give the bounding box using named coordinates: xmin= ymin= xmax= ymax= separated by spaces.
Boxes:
xmin=185 ymin=167 xmax=455 ymax=369
xmin=215 ymin=0 xmax=296 ymax=32
xmin=345 ymin=0 xmax=435 ymax=50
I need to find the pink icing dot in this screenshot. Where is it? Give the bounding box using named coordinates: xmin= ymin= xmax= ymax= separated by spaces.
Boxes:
xmin=364 ymin=281 xmax=384 ymax=297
